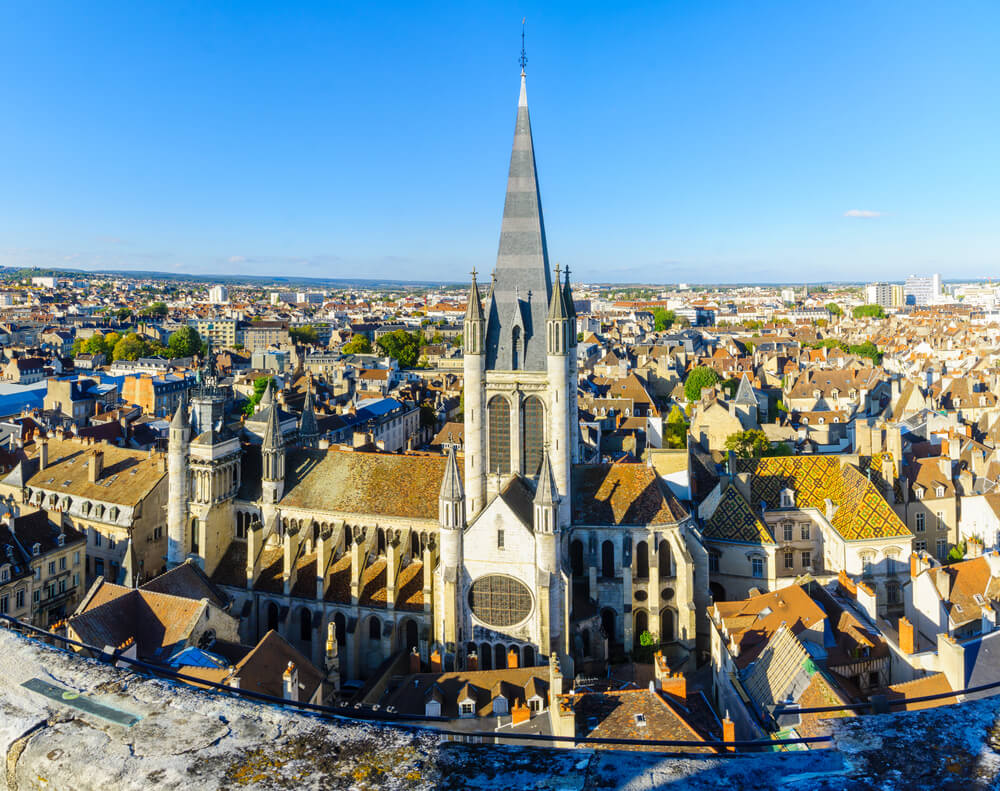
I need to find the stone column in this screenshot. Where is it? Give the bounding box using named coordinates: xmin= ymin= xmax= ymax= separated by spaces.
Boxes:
xmin=649 ymin=534 xmax=661 ymax=641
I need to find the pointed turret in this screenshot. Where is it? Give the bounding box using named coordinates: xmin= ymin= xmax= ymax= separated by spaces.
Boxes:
xmin=170 ymin=400 xmax=189 ymax=430
xmin=464 ymin=270 xmax=485 ymax=357
xmin=534 ymin=449 xmax=558 ymax=509
xmin=563 ymin=266 xmax=577 ymax=341
xmin=485 ymin=69 xmax=553 ymax=372
xmin=547 ymin=264 xmax=568 ymax=321
xmin=439 ymin=445 xmax=465 ymax=534
xmin=258 ymin=379 xmax=274 ymax=412
xmin=261 ymin=399 xmax=285 ymax=503
xmin=299 ymin=381 xmax=319 ymax=449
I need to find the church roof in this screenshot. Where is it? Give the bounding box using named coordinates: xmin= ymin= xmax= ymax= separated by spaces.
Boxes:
xmin=278 ymin=449 xmax=449 ymax=521
xmin=485 ymin=71 xmax=553 ymax=372
xmin=298 ymin=385 xmax=318 ymax=437
xmin=572 ymin=463 xmax=686 ymax=525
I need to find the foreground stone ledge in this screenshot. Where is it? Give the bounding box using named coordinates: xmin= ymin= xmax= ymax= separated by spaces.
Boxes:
xmin=2 ymin=630 xmax=1000 ymax=789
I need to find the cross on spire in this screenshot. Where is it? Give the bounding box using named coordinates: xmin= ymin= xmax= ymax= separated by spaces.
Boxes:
xmin=519 ymin=18 xmax=527 ymax=74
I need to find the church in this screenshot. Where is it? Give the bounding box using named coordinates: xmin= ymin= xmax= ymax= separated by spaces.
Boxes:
xmin=167 ymin=63 xmax=707 ymax=683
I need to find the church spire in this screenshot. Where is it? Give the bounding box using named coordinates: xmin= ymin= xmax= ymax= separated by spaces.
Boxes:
xmin=485 ymin=58 xmax=553 ymax=372
xmin=299 ymin=380 xmax=319 ymax=448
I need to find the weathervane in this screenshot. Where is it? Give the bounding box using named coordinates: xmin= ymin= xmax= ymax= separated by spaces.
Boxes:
xmin=519 ymin=18 xmax=527 ymax=74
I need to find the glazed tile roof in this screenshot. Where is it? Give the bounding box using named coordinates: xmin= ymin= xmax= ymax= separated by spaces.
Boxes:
xmin=736 ymin=455 xmax=911 ymax=541
xmin=572 ymin=463 xmax=686 ymax=526
xmin=702 ymin=483 xmax=775 ymax=545
xmin=280 ymin=449 xmax=447 ymax=521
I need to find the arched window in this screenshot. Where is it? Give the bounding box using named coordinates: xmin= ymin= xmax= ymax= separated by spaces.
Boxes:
xmin=488 ymin=396 xmax=511 ymax=474
xmin=601 ymin=540 xmax=615 ymax=578
xmin=636 ymin=541 xmax=649 ymax=579
xmin=521 ymin=396 xmax=544 ymax=476
xmin=511 ymin=327 xmax=521 ymax=370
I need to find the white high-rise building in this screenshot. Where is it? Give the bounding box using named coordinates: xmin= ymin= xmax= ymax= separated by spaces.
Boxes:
xmin=865 ymin=283 xmax=893 ymax=308
xmin=905 ymin=274 xmax=941 ymax=306
xmin=208 ymin=285 xmax=229 ymax=304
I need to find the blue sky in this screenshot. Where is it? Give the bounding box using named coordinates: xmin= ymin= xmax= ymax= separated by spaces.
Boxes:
xmin=1 ymin=2 xmax=997 ymax=284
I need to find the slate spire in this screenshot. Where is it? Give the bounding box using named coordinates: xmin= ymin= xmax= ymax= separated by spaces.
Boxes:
xmin=485 ymin=68 xmax=553 ymax=372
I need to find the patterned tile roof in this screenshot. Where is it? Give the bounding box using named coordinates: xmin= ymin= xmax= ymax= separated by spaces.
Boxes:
xmin=736 ymin=455 xmax=911 ymax=541
xmin=702 ymin=483 xmax=775 ymax=545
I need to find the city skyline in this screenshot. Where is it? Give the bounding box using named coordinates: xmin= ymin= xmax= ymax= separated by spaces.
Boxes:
xmin=2 ymin=2 xmax=998 ymax=282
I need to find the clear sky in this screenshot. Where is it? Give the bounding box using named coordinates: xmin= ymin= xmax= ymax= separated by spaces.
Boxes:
xmin=1 ymin=2 xmax=997 ymax=284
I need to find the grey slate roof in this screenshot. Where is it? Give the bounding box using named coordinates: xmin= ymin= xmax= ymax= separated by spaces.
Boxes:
xmin=485 ymin=72 xmax=553 ymax=372
xmin=735 ymin=374 xmax=758 ymax=406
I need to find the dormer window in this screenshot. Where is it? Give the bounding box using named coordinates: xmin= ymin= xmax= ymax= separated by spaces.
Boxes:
xmin=981 ymin=396 xmax=988 ymax=406
xmin=57 ymin=534 xmax=65 ymax=547
xmin=935 ymin=486 xmax=945 ymax=498
xmin=831 ymin=389 xmax=840 ymax=399
xmin=0 ymin=565 xmax=9 ymax=583
xmin=914 ymin=488 xmax=924 ymax=501
xmin=818 ymin=417 xmax=825 ymax=424
xmin=31 ymin=543 xmax=40 ymax=557
xmin=849 ymin=389 xmax=857 ymax=399
xmin=780 ymin=489 xmax=795 ymax=508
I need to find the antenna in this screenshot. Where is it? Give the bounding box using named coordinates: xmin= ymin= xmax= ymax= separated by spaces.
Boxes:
xmin=519 ymin=18 xmax=527 ymax=74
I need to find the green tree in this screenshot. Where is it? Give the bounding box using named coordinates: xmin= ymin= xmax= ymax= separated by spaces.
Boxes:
xmin=71 ymin=338 xmax=86 ymax=357
xmin=852 ymin=304 xmax=886 ymax=319
xmin=454 ymin=333 xmax=463 ymax=347
xmin=653 ymin=307 xmax=675 ymax=332
xmin=112 ymin=333 xmax=150 ymax=361
xmin=140 ymin=301 xmax=168 ymax=318
xmin=848 ymin=340 xmax=883 ymax=365
xmin=664 ymin=405 xmax=689 ymax=449
xmin=377 ymin=329 xmax=423 ymax=368
xmin=114 ymin=307 xmax=133 ymax=321
xmin=342 ymin=334 xmax=372 ymax=355
xmin=724 ymin=429 xmax=771 ymax=458
xmin=168 ymin=326 xmax=203 ymax=358
xmin=826 ymin=303 xmax=843 ymax=316
xmin=290 ymin=325 xmax=318 ymax=345
xmin=241 ymin=376 xmax=273 ymax=416
xmin=684 ymin=366 xmax=720 ymax=402
xmin=83 ymin=335 xmax=104 ymax=355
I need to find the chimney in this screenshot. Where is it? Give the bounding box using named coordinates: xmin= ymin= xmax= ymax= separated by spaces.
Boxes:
xmin=967 ymin=536 xmax=984 ymax=559
xmin=937 ymin=633 xmax=965 ymax=692
xmin=938 ymin=457 xmax=952 ymax=481
xmin=722 ymin=718 xmax=736 ymax=752
xmin=228 ymin=676 xmax=241 ymax=689
xmin=409 ymin=647 xmax=420 ymax=674
xmin=89 ymin=449 xmax=104 ymax=483
xmin=898 ymin=616 xmax=915 ymax=654
xmin=429 ymin=648 xmax=442 ymax=673
xmin=282 ymin=661 xmax=298 ymax=702
xmin=734 ymin=473 xmax=752 ymax=505
xmin=507 ymin=648 xmax=519 ymax=669
xmin=934 ymin=568 xmax=952 ymax=601
xmin=948 ymin=436 xmax=961 ymax=462
xmin=467 ymin=650 xmax=479 ymax=671
xmin=700 ymin=387 xmax=716 ymax=409
xmin=39 ymin=438 xmax=48 ymax=471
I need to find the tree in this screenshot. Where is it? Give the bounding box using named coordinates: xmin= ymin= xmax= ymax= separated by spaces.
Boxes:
xmin=140 ymin=301 xmax=168 ymax=318
xmin=112 ymin=333 xmax=150 ymax=362
xmin=826 ymin=303 xmax=843 ymax=316
xmin=290 ymin=325 xmax=318 ymax=345
xmin=653 ymin=307 xmax=675 ymax=332
xmin=85 ymin=334 xmax=109 ymax=356
xmin=114 ymin=307 xmax=133 ymax=321
xmin=242 ymin=376 xmax=273 ymax=416
xmin=852 ymin=304 xmax=886 ymax=319
xmin=168 ymin=326 xmax=203 ymax=358
xmin=454 ymin=333 xmax=463 ymax=347
xmin=665 ymin=405 xmax=689 ymax=449
xmin=684 ymin=366 xmax=720 ymax=402
xmin=848 ymin=340 xmax=883 ymax=365
xmin=342 ymin=334 xmax=372 ymax=355
xmin=724 ymin=429 xmax=771 ymax=458
xmin=71 ymin=338 xmax=86 ymax=357
xmin=377 ymin=329 xmax=423 ymax=368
